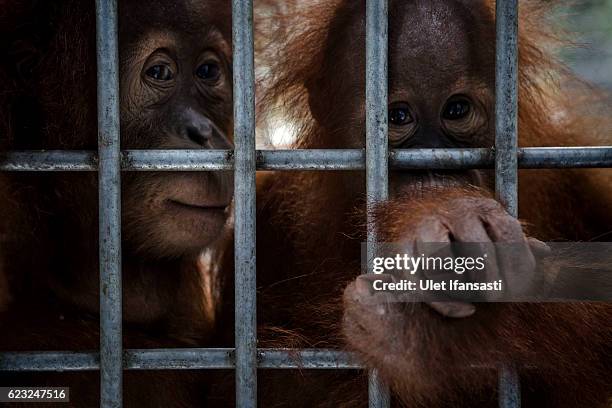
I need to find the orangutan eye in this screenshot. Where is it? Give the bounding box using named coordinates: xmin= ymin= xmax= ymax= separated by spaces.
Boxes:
xmin=440 ymin=95 xmax=487 ymax=140
xmin=442 ymin=98 xmax=471 ymax=120
xmin=196 ymin=62 xmax=221 ymax=82
xmin=145 ymin=64 xmax=174 ymax=81
xmin=389 ymin=103 xmax=414 ymax=126
xmin=388 ymin=102 xmax=417 ymax=146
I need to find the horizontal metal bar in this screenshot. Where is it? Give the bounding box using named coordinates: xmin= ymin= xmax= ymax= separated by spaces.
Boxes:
xmin=0 ymin=349 xmax=360 ymax=371
xmin=0 ymin=351 xmax=101 ymax=371
xmin=257 ymin=149 xmax=364 ymax=170
xmin=257 ymin=349 xmax=358 ymax=369
xmin=1 ymin=147 xmax=611 ymax=171
xmin=0 ymin=349 xmax=510 ymax=372
xmin=0 ymin=151 xmax=98 ymax=171
xmin=516 ymin=147 xmax=612 ymax=168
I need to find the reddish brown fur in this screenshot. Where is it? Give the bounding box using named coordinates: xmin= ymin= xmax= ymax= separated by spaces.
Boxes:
xmin=210 ymin=0 xmax=612 ymax=406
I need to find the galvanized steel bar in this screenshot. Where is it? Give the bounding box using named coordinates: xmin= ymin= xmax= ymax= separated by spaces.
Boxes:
xmin=125 ymin=349 xmax=233 ymax=370
xmin=365 ymin=0 xmax=391 ymax=406
xmin=96 ymin=0 xmax=123 ymax=407
xmin=2 ymin=148 xmax=612 ymax=171
xmin=232 ymin=0 xmax=257 ymax=406
xmin=0 ymin=151 xmax=98 ymax=171
xmin=95 ymin=1 xmax=123 ymax=407
xmin=0 ymin=351 xmax=101 ymax=371
xmin=499 ymin=363 xmax=521 ymax=408
xmin=0 ymin=349 xmax=361 ymax=371
xmin=368 ymin=370 xmax=390 ymax=408
xmin=257 ymin=149 xmax=365 ymax=170
xmin=122 ymin=150 xmax=232 ymax=171
xmin=495 ymin=0 xmax=519 ymax=217
xmin=258 ymin=349 xmax=359 ymax=369
xmin=365 ymin=0 xmax=389 ymax=202
xmin=0 ymin=348 xmax=525 ymax=372
xmin=517 ymin=147 xmax=612 ymax=168
xmin=495 ymin=0 xmax=521 ymax=407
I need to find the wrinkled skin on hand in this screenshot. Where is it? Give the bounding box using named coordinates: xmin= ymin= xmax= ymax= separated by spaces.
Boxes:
xmin=352 ymin=189 xmax=549 ymax=317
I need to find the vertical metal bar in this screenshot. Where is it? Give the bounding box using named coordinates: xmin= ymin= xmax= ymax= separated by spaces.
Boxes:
xmin=495 ymin=0 xmax=519 ymax=217
xmin=499 ymin=363 xmax=521 ymax=408
xmin=495 ymin=1 xmax=520 ymax=407
xmin=365 ymin=0 xmax=390 ymax=407
xmin=368 ymin=369 xmax=390 ymax=408
xmin=233 ymin=0 xmax=257 ymax=407
xmin=95 ymin=0 xmax=122 ymax=407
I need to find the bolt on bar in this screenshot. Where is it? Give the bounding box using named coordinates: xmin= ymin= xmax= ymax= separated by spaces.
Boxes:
xmin=495 ymin=0 xmax=521 ymax=407
xmin=365 ymin=0 xmax=391 ymax=407
xmin=232 ymin=0 xmax=257 ymax=406
xmin=95 ymin=1 xmax=123 ymax=407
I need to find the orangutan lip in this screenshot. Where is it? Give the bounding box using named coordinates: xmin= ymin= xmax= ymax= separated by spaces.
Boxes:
xmin=167 ymin=199 xmax=229 ymax=212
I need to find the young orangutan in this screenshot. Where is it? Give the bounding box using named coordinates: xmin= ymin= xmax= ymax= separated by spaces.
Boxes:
xmin=212 ymin=0 xmax=612 ymax=406
xmin=0 ymin=0 xmax=233 ymax=406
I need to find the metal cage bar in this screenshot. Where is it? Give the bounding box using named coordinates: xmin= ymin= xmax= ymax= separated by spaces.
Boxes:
xmin=499 ymin=363 xmax=521 ymax=408
xmin=2 ymin=147 xmax=612 ymax=171
xmin=365 ymin=0 xmax=391 ymax=406
xmin=495 ymin=0 xmax=521 ymax=407
xmin=95 ymin=0 xmax=123 ymax=407
xmin=0 ymin=348 xmax=526 ymax=372
xmin=495 ymin=0 xmax=519 ymax=216
xmin=232 ymin=0 xmax=257 ymax=406
xmin=0 ymin=349 xmax=362 ymax=371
